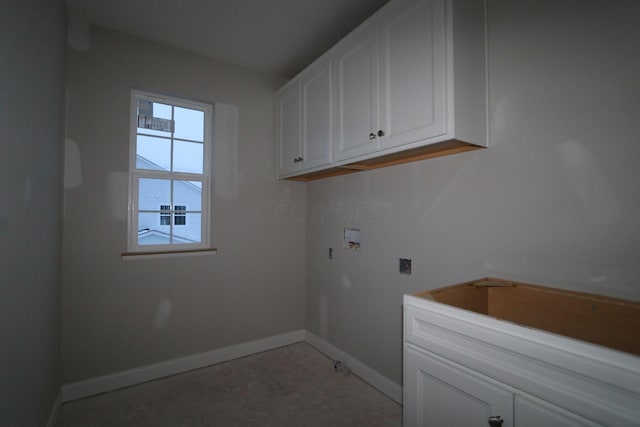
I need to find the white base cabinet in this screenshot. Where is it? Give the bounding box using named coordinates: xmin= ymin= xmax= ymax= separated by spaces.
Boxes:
xmin=403 ymin=294 xmax=640 ymax=427
xmin=405 ymin=344 xmax=601 ymax=427
xmin=405 ymin=344 xmax=513 ymax=427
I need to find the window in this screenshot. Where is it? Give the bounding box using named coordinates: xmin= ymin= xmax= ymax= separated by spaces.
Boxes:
xmin=127 ymin=90 xmax=212 ymax=253
xmin=160 ymin=205 xmax=171 ymax=225
xmin=174 ymin=205 xmax=187 ymax=225
xmin=159 ymin=204 xmax=187 ymax=226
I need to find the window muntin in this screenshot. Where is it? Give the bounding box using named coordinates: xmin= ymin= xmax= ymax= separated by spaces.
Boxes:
xmin=128 ymin=90 xmax=212 ymax=252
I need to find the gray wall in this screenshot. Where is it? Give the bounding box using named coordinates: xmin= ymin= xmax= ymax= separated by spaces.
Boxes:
xmin=60 ymin=0 xmax=640 ymax=395
xmin=0 ymin=0 xmax=66 ymax=425
xmin=62 ymin=27 xmax=306 ymax=383
xmin=305 ymin=0 xmax=640 ymax=385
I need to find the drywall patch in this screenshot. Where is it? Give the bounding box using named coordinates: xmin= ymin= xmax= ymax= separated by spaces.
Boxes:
xmin=105 ymin=172 xmax=127 ymax=222
xmin=557 ymin=140 xmax=620 ymax=224
xmin=493 ymin=97 xmax=515 ymax=135
xmin=341 ymin=272 xmax=352 ymax=291
xmin=420 ymin=155 xmax=479 ymax=231
xmin=318 ymin=296 xmax=328 ymax=339
xmin=67 ymin=12 xmax=90 ymax=51
xmin=64 ymin=138 xmax=82 ymax=189
xmin=23 ymin=176 xmax=31 ymax=205
xmin=153 ymin=299 xmax=172 ymax=330
xmin=214 ymin=103 xmax=240 ymax=200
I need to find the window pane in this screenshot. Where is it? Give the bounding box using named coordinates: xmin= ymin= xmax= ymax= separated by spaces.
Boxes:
xmin=153 ymin=103 xmax=172 ymax=120
xmin=137 ymin=102 xmax=173 ymax=137
xmin=174 ymin=205 xmax=187 ymax=225
xmin=137 ymin=212 xmax=171 ymax=246
xmin=173 ymin=141 xmax=203 ymax=173
xmin=136 ymin=135 xmax=170 ymax=171
xmin=160 ymin=206 xmax=171 ymax=226
xmin=174 ymin=107 xmax=204 ymax=141
xmin=173 ymin=213 xmax=201 ymax=243
xmin=138 ymin=178 xmax=171 ymax=211
xmin=174 ymin=181 xmax=202 ymax=211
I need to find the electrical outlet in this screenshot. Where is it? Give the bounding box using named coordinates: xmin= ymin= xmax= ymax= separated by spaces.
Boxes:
xmin=399 ymin=258 xmax=412 ymax=275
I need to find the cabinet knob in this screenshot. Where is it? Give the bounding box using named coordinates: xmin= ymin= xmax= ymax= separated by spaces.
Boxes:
xmin=488 ymin=416 xmax=504 ymax=427
xmin=293 ymin=156 xmax=304 ymax=163
xmin=377 ymin=129 xmax=385 ymax=137
xmin=369 ymin=132 xmax=377 ymax=140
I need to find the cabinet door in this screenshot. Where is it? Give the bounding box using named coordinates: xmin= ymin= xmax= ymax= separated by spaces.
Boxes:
xmin=333 ymin=22 xmax=380 ymax=162
xmin=404 ymin=344 xmax=513 ymax=427
xmin=300 ymin=58 xmax=332 ymax=171
xmin=514 ymin=395 xmax=601 ymax=427
xmin=276 ymin=82 xmax=301 ymax=176
xmin=378 ymin=0 xmax=448 ymax=151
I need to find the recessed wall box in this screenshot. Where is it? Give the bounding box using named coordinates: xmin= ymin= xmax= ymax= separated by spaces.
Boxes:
xmin=343 ymin=228 xmax=361 ymax=251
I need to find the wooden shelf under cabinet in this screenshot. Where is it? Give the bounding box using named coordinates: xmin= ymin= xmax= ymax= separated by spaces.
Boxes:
xmin=285 ymin=139 xmax=484 ymax=182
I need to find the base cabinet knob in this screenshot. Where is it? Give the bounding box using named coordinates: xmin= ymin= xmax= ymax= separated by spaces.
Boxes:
xmin=488 ymin=416 xmax=504 ymax=427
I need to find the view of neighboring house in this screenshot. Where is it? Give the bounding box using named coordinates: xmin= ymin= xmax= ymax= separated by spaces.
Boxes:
xmin=136 ymin=155 xmax=202 ymax=245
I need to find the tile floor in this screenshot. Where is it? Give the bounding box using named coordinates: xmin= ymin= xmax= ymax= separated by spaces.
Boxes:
xmin=57 ymin=342 xmax=402 ymax=426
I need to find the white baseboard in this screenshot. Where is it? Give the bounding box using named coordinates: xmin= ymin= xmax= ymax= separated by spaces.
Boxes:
xmin=46 ymin=389 xmax=62 ymax=427
xmin=60 ymin=329 xmax=402 ymax=406
xmin=61 ymin=329 xmax=305 ymax=402
xmin=304 ymin=331 xmax=403 ymax=404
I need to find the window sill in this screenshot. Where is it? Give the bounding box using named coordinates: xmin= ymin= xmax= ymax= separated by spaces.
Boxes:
xmin=121 ymin=248 xmax=217 ymax=260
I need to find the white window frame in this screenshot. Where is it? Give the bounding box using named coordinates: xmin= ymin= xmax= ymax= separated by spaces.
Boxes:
xmin=127 ymin=90 xmax=213 ymax=253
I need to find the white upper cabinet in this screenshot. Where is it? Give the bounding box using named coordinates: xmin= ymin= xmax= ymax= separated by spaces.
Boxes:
xmin=333 ymin=19 xmax=380 ymax=161
xmin=277 ymin=82 xmax=302 ymax=177
xmin=301 ymin=59 xmax=333 ymax=171
xmin=277 ymin=0 xmax=487 ymax=180
xmin=277 ymin=57 xmax=333 ymax=178
xmin=334 ymin=0 xmax=486 ymax=163
xmin=377 ymin=0 xmax=447 ymax=151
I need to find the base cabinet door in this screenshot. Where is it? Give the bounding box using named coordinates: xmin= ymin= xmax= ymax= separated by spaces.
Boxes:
xmin=404 ymin=344 xmax=513 ymax=427
xmin=514 ymin=395 xmax=601 ymax=427
xmin=404 ymin=343 xmax=604 ymax=427
xmin=404 ymin=294 xmax=640 ymax=427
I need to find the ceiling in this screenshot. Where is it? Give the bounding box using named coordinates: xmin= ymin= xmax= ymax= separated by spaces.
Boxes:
xmin=65 ymin=0 xmax=390 ymax=79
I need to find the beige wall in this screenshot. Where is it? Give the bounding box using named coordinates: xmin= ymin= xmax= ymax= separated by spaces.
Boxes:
xmin=61 ymin=0 xmax=640 ymax=394
xmin=305 ymin=0 xmax=640 ymax=385
xmin=62 ymin=26 xmax=307 ymax=383
xmin=0 ymin=0 xmax=66 ymax=424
